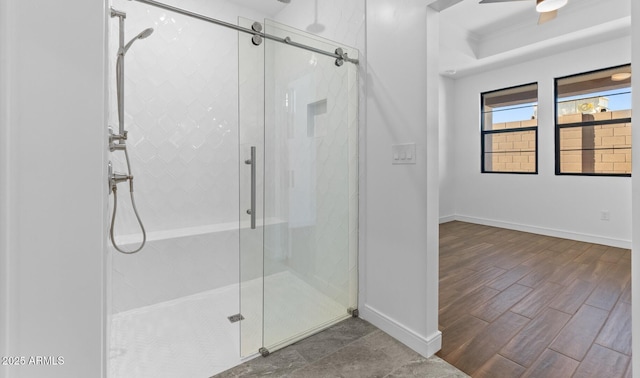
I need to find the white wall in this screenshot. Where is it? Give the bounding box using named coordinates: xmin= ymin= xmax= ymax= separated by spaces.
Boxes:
xmin=362 ymin=0 xmax=441 ymax=357
xmin=0 ymin=0 xmax=107 ymax=377
xmin=449 ymin=36 xmax=632 ymax=248
xmin=0 ymin=1 xmax=10 ymax=376
xmin=439 ymin=75 xmax=456 ymax=221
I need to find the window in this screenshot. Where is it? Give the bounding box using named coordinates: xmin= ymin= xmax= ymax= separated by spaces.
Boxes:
xmin=481 ymin=83 xmax=538 ymax=174
xmin=555 ymin=65 xmax=632 ymax=176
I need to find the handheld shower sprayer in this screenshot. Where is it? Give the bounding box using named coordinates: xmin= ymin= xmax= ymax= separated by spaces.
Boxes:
xmin=114 ymin=25 xmax=155 ymax=143
xmin=108 ymin=8 xmax=152 ymax=254
xmin=122 ymin=28 xmax=154 ymax=55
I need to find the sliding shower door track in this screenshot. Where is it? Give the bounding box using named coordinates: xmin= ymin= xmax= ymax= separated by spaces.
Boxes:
xmin=129 ymin=0 xmax=359 ymax=65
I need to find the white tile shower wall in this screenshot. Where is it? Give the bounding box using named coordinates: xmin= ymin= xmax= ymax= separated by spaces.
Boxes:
xmin=109 ymin=0 xmax=261 ymax=235
xmin=108 ymin=0 xmax=365 ymax=314
xmin=274 ymin=0 xmax=365 ymax=52
xmin=111 ymin=229 xmax=240 ymax=313
xmin=268 ymin=1 xmax=365 ymax=310
xmin=108 ymin=0 xmax=268 ymax=313
xmin=262 ymin=20 xmax=360 ymax=310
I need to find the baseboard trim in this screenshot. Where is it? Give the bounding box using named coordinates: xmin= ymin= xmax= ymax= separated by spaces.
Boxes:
xmin=439 ymin=215 xmax=456 ymax=224
xmin=451 ymin=215 xmax=631 ymax=249
xmin=360 ymin=304 xmax=442 ymax=358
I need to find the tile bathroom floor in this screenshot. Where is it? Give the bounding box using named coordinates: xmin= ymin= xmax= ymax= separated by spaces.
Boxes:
xmin=213 ymin=317 xmax=468 ymax=378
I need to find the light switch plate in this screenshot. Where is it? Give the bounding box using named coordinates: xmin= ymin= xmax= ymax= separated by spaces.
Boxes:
xmin=392 ymin=143 xmax=416 ymax=165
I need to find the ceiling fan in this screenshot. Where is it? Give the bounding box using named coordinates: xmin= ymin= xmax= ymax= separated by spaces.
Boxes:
xmin=479 ymin=0 xmax=569 ymax=25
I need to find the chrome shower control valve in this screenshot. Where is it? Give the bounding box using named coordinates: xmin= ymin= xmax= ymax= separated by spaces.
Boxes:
xmin=108 ymin=161 xmax=132 ymax=194
xmin=112 ymin=172 xmax=131 ymax=185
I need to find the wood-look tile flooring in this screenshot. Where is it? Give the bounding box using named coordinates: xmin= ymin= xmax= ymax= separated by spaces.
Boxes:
xmin=438 ymin=221 xmax=632 ymax=378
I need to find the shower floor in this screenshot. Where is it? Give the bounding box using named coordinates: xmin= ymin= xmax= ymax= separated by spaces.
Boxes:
xmin=109 ymin=271 xmax=347 ymax=378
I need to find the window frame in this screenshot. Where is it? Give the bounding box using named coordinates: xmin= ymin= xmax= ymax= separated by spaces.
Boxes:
xmin=554 ymin=64 xmax=632 ymax=177
xmin=480 ymin=82 xmax=539 ymax=175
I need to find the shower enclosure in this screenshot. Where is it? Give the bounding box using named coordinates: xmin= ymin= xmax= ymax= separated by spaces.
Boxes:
xmin=107 ymin=0 xmax=359 ymax=376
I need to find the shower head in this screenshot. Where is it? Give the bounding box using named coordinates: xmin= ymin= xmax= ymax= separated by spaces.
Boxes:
xmin=122 ymin=28 xmax=154 ymax=54
xmin=277 ymin=0 xmax=291 ymax=3
xmin=138 ymin=28 xmax=154 ymax=39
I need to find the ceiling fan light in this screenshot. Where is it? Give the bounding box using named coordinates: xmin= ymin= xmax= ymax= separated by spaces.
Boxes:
xmin=536 ymin=0 xmax=568 ymax=13
xmin=611 ymin=72 xmax=632 ymax=81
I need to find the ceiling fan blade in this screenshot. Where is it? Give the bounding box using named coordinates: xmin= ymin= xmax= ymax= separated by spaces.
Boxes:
xmin=479 ymin=0 xmax=530 ymax=3
xmin=537 ymin=10 xmax=558 ymax=24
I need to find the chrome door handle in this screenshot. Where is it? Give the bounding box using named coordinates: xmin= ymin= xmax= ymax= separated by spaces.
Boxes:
xmin=245 ymin=146 xmax=256 ymax=229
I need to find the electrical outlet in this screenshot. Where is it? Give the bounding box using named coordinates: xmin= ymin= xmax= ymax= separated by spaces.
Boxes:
xmin=600 ymin=211 xmax=610 ymax=221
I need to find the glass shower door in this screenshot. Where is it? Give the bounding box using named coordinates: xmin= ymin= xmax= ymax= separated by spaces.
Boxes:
xmin=240 ymin=18 xmax=359 ymax=356
xmin=238 ymin=17 xmax=265 ymax=358
xmin=262 ymin=20 xmax=359 ymax=353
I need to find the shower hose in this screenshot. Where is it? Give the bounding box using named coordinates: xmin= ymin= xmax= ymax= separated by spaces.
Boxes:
xmin=110 ymin=147 xmax=147 ymax=254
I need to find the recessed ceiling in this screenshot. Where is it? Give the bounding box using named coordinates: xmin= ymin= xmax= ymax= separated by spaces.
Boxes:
xmin=436 ymin=0 xmax=631 ymax=78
